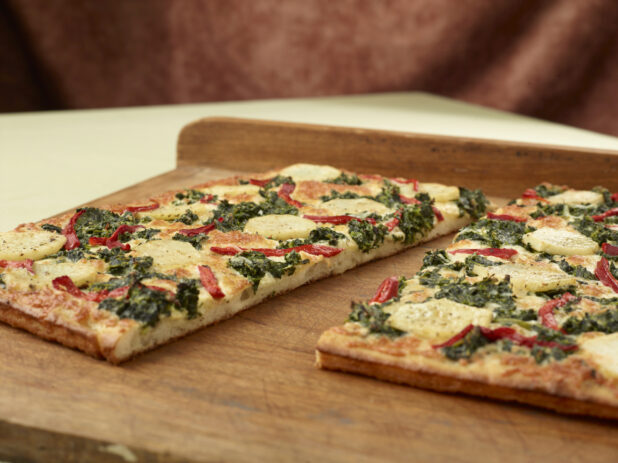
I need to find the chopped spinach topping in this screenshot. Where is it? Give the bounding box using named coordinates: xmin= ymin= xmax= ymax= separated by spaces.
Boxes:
xmin=41 ymin=223 xmax=62 ymax=234
xmin=456 ymin=188 xmax=489 ymax=220
xmin=176 ymin=209 xmax=198 ymax=225
xmin=530 ymin=345 xmax=571 ymax=364
xmin=434 ymin=277 xmax=515 ymax=311
xmin=98 ymin=284 xmax=175 ymax=327
xmin=210 ymin=191 xmax=298 ymax=232
xmin=562 ymin=308 xmax=618 ymax=334
xmin=320 ymin=190 xmax=361 ymax=202
xmin=326 ymin=173 xmax=363 ymax=185
xmin=530 ymin=203 xmax=604 ymax=219
xmin=348 ymin=219 xmax=387 ymax=252
xmin=533 ymin=184 xmax=566 ymax=198
xmin=441 ymin=326 xmax=489 ymax=360
xmin=571 ymin=217 xmax=618 ymax=244
xmin=73 ymin=207 xmax=138 ymax=243
xmin=262 ymin=175 xmax=294 ymax=189
xmin=558 ymin=259 xmax=597 ymax=280
xmin=48 ymin=248 xmax=89 ymax=262
xmin=418 ymin=268 xmax=453 ymax=287
xmin=421 ymin=250 xmax=451 ymax=269
xmin=347 ymin=302 xmax=404 ymax=338
xmin=455 ymin=218 xmax=530 ymax=248
xmin=172 ymin=233 xmax=208 ymax=250
xmin=397 ymin=200 xmax=435 ymax=244
xmin=278 ymin=227 xmax=346 ymax=248
xmin=228 ymin=250 xmax=307 ymax=291
xmin=372 ymin=180 xmax=402 ymax=208
xmin=173 ymin=189 xmax=206 ymax=205
xmin=175 ymin=279 xmax=200 ymax=319
xmin=97 ymin=247 xmax=154 ymax=277
xmin=134 ymin=228 xmax=160 ymax=240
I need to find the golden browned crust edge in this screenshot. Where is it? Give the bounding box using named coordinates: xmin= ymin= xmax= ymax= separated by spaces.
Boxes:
xmin=315 ymin=349 xmax=618 ymax=420
xmin=0 ymin=302 xmax=104 ymax=360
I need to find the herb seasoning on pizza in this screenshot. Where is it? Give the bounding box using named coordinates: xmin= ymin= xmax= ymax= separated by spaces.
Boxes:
xmin=0 ymin=164 xmax=487 ymax=363
xmin=317 ymin=184 xmax=618 ymax=419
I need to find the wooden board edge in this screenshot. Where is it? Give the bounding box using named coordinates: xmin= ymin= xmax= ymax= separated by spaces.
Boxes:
xmin=315 ymin=349 xmax=618 ymax=421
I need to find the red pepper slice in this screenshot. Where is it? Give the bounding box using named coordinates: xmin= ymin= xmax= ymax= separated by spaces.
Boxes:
xmin=595 ymin=257 xmax=618 ymax=293
xmin=278 ymin=183 xmax=303 ymax=208
xmin=210 ymin=246 xmax=243 ymax=256
xmin=385 ymin=217 xmax=399 ymax=231
xmin=592 ymin=208 xmax=618 ymax=222
xmin=432 ymin=206 xmax=444 ymax=222
xmin=538 ymin=292 xmax=577 ymax=331
xmin=432 ymin=324 xmax=475 ymax=348
xmin=0 ymin=259 xmax=35 ymax=274
xmin=390 ymin=178 xmax=419 ymax=191
xmin=487 ymin=212 xmax=527 ymax=223
xmin=62 ymin=210 xmax=85 ymax=250
xmin=144 ymin=285 xmax=174 ymax=296
xmin=303 ymin=215 xmax=357 ymax=225
xmin=88 ymin=224 xmax=144 ymax=251
xmin=211 ymin=244 xmax=342 ymax=258
xmin=52 ymin=275 xmax=128 ymax=302
xmin=199 ymin=194 xmax=216 ymax=204
xmin=611 ymin=193 xmax=618 ymax=202
xmin=521 ymin=189 xmax=549 ymax=203
xmin=125 ymin=201 xmax=160 ymax=213
xmin=432 ymin=324 xmax=577 ymax=351
xmin=198 ymin=265 xmax=225 ymax=299
xmin=177 ymin=223 xmax=217 ymax=237
xmin=602 ymin=243 xmax=618 ymax=256
xmin=449 ymin=248 xmax=518 ymax=259
xmin=369 ymin=276 xmax=400 ymax=304
xmin=249 ymin=178 xmax=273 ymax=187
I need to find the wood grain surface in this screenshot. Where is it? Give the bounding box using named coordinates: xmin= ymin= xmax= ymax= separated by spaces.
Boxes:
xmin=2 ymin=119 xmax=618 ymax=462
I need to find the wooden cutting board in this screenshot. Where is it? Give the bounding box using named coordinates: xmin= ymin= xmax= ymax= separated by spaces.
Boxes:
xmin=1 ymin=118 xmax=617 ymax=463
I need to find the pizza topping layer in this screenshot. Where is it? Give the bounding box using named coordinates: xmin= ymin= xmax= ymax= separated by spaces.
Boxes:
xmin=327 ymin=183 xmax=618 ymax=404
xmin=1 ymin=164 xmax=485 ymax=349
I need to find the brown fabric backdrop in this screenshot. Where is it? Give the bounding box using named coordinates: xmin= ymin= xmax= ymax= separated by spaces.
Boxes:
xmin=2 ymin=0 xmax=618 ymax=137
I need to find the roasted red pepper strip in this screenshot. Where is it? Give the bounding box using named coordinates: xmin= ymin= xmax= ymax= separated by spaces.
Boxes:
xmin=51 ymin=275 xmax=128 ymax=302
xmin=177 ymin=223 xmax=217 ymax=237
xmin=449 ymin=248 xmax=518 ymax=259
xmin=432 ymin=324 xmax=475 ymax=348
xmin=612 ymin=192 xmax=618 ymax=202
xmin=369 ymin=276 xmax=400 ymax=304
xmin=88 ymin=224 xmax=144 ymax=251
xmin=211 ymin=244 xmax=342 ymax=258
xmin=62 ymin=210 xmax=85 ymax=250
xmin=390 ymin=177 xmax=419 ymax=191
xmin=487 ymin=212 xmax=527 ymax=223
xmin=0 ymin=259 xmax=34 ymax=274
xmin=210 ymin=246 xmax=243 ymax=256
xmin=521 ymin=189 xmax=549 ymax=203
xmin=432 ymin=324 xmax=577 ymax=351
xmin=592 ymin=208 xmax=618 ymax=222
xmin=198 ymin=265 xmax=225 ymax=299
xmin=432 ymin=206 xmax=444 ymax=222
xmin=144 ymin=285 xmax=174 ymax=297
xmin=249 ymin=178 xmax=273 ymax=187
xmin=199 ymin=194 xmax=216 ymax=203
xmin=124 ymin=201 xmax=160 ymax=213
xmin=595 ymin=257 xmax=618 ymax=293
xmin=538 ymin=292 xmax=577 ymax=331
xmin=385 ymin=217 xmax=399 ymax=231
xmin=602 ymin=243 xmax=618 ymax=256
xmin=278 ymin=183 xmax=303 ymax=208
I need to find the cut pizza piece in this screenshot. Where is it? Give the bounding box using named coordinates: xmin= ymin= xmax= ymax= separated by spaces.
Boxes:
xmin=317 ymin=183 xmax=618 ymax=419
xmin=0 ymin=164 xmax=489 ymax=363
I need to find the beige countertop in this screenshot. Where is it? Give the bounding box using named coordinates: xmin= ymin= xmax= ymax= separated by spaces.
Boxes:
xmin=1 ymin=91 xmax=617 ymax=231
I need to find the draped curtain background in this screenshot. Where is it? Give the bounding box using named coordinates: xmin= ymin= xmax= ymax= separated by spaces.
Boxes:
xmin=2 ymin=0 xmax=618 ymax=136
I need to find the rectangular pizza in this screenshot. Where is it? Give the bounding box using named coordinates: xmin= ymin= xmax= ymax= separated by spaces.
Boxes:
xmin=317 ymin=184 xmax=618 ymax=419
xmin=0 ymin=163 xmax=488 ymax=363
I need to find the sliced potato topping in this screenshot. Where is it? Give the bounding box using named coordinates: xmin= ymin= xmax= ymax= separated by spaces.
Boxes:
xmin=523 ymin=227 xmax=598 ymax=256
xmin=322 ymin=198 xmax=391 ymax=215
xmin=417 ymin=183 xmax=460 ymax=202
xmin=244 ymin=214 xmax=317 ymax=240
xmin=279 ymin=163 xmax=341 ymax=182
xmin=547 ymin=190 xmax=603 ymax=205
xmin=474 ymin=263 xmax=577 ymax=293
xmin=581 ymin=333 xmax=618 ymax=379
xmin=387 ymin=299 xmax=492 ymax=343
xmin=133 ymin=239 xmax=202 ymax=271
xmin=0 ymin=230 xmax=66 ymax=261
